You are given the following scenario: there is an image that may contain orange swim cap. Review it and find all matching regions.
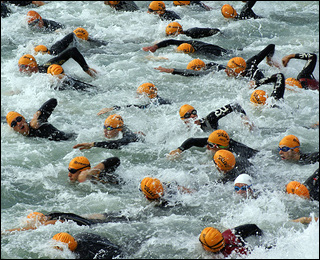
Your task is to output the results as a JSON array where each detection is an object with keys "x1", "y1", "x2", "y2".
[
  {"x1": 137, "y1": 83, "x2": 158, "y2": 99},
  {"x1": 26, "y1": 10, "x2": 42, "y2": 24},
  {"x1": 173, "y1": 1, "x2": 191, "y2": 6},
  {"x1": 166, "y1": 22, "x2": 183, "y2": 36},
  {"x1": 106, "y1": 1, "x2": 120, "y2": 5},
  {"x1": 207, "y1": 130, "x2": 230, "y2": 147},
  {"x1": 148, "y1": 1, "x2": 166, "y2": 12},
  {"x1": 34, "y1": 45, "x2": 49, "y2": 54},
  {"x1": 227, "y1": 57, "x2": 246, "y2": 74},
  {"x1": 177, "y1": 43, "x2": 195, "y2": 53},
  {"x1": 73, "y1": 27, "x2": 89, "y2": 41},
  {"x1": 68, "y1": 156, "x2": 91, "y2": 171},
  {"x1": 140, "y1": 177, "x2": 164, "y2": 200},
  {"x1": 47, "y1": 64, "x2": 64, "y2": 75},
  {"x1": 285, "y1": 78, "x2": 302, "y2": 89},
  {"x1": 179, "y1": 104, "x2": 195, "y2": 119},
  {"x1": 104, "y1": 114, "x2": 124, "y2": 130},
  {"x1": 279, "y1": 135, "x2": 300, "y2": 152},
  {"x1": 186, "y1": 59, "x2": 205, "y2": 71},
  {"x1": 250, "y1": 89, "x2": 268, "y2": 105},
  {"x1": 213, "y1": 150, "x2": 236, "y2": 172},
  {"x1": 18, "y1": 54, "x2": 37, "y2": 68},
  {"x1": 199, "y1": 227, "x2": 225, "y2": 253},
  {"x1": 26, "y1": 212, "x2": 46, "y2": 223},
  {"x1": 52, "y1": 232, "x2": 78, "y2": 252},
  {"x1": 286, "y1": 181, "x2": 310, "y2": 199},
  {"x1": 6, "y1": 111, "x2": 25, "y2": 127},
  {"x1": 221, "y1": 4, "x2": 238, "y2": 18}
]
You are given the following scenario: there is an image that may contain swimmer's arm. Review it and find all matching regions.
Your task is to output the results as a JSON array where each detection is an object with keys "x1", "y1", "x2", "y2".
[
  {"x1": 282, "y1": 54, "x2": 295, "y2": 67},
  {"x1": 78, "y1": 169, "x2": 101, "y2": 183},
  {"x1": 291, "y1": 217, "x2": 318, "y2": 224},
  {"x1": 1, "y1": 220, "x2": 58, "y2": 234},
  {"x1": 73, "y1": 142, "x2": 94, "y2": 150}
]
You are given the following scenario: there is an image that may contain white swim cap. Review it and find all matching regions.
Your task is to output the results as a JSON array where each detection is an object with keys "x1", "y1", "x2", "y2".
[{"x1": 234, "y1": 174, "x2": 252, "y2": 186}]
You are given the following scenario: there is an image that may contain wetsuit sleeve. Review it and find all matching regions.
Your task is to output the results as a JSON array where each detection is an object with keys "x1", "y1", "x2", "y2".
[
  {"x1": 184, "y1": 27, "x2": 220, "y2": 39},
  {"x1": 42, "y1": 19, "x2": 65, "y2": 32},
  {"x1": 303, "y1": 168, "x2": 319, "y2": 201},
  {"x1": 255, "y1": 73, "x2": 285, "y2": 100},
  {"x1": 101, "y1": 157, "x2": 121, "y2": 173},
  {"x1": 46, "y1": 212, "x2": 93, "y2": 226},
  {"x1": 160, "y1": 10, "x2": 181, "y2": 21},
  {"x1": 172, "y1": 68, "x2": 212, "y2": 77},
  {"x1": 239, "y1": 1, "x2": 261, "y2": 19},
  {"x1": 61, "y1": 75, "x2": 96, "y2": 91},
  {"x1": 114, "y1": 104, "x2": 151, "y2": 109},
  {"x1": 49, "y1": 32, "x2": 74, "y2": 55},
  {"x1": 246, "y1": 44, "x2": 275, "y2": 69},
  {"x1": 37, "y1": 98, "x2": 57, "y2": 123},
  {"x1": 87, "y1": 37, "x2": 109, "y2": 46},
  {"x1": 156, "y1": 96, "x2": 172, "y2": 105},
  {"x1": 44, "y1": 47, "x2": 90, "y2": 72},
  {"x1": 205, "y1": 62, "x2": 226, "y2": 71},
  {"x1": 233, "y1": 224, "x2": 263, "y2": 240},
  {"x1": 178, "y1": 137, "x2": 208, "y2": 151},
  {"x1": 156, "y1": 39, "x2": 187, "y2": 49},
  {"x1": 295, "y1": 53, "x2": 317, "y2": 80}
]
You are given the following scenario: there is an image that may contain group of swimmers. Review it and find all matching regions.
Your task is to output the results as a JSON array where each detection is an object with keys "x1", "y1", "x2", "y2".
[{"x1": 2, "y1": 1, "x2": 319, "y2": 258}]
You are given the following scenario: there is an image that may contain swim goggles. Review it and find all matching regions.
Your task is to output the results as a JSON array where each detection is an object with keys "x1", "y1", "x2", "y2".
[
  {"x1": 10, "y1": 116, "x2": 23, "y2": 128},
  {"x1": 278, "y1": 146, "x2": 299, "y2": 152},
  {"x1": 234, "y1": 184, "x2": 252, "y2": 191},
  {"x1": 68, "y1": 165, "x2": 90, "y2": 174},
  {"x1": 104, "y1": 125, "x2": 121, "y2": 131},
  {"x1": 207, "y1": 142, "x2": 228, "y2": 149},
  {"x1": 181, "y1": 109, "x2": 197, "y2": 119}
]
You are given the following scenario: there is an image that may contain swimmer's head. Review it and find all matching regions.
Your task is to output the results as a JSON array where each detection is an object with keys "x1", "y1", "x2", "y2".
[
  {"x1": 226, "y1": 57, "x2": 246, "y2": 76},
  {"x1": 148, "y1": 1, "x2": 166, "y2": 14},
  {"x1": 286, "y1": 181, "x2": 310, "y2": 199},
  {"x1": 177, "y1": 43, "x2": 195, "y2": 53},
  {"x1": 207, "y1": 130, "x2": 230, "y2": 147},
  {"x1": 140, "y1": 177, "x2": 164, "y2": 200},
  {"x1": 186, "y1": 59, "x2": 206, "y2": 71},
  {"x1": 34, "y1": 45, "x2": 50, "y2": 54},
  {"x1": 47, "y1": 64, "x2": 65, "y2": 76},
  {"x1": 137, "y1": 83, "x2": 158, "y2": 99},
  {"x1": 6, "y1": 111, "x2": 25, "y2": 127},
  {"x1": 73, "y1": 27, "x2": 89, "y2": 41},
  {"x1": 213, "y1": 150, "x2": 236, "y2": 173},
  {"x1": 27, "y1": 10, "x2": 43, "y2": 28},
  {"x1": 166, "y1": 22, "x2": 183, "y2": 36},
  {"x1": 250, "y1": 89, "x2": 268, "y2": 105},
  {"x1": 18, "y1": 54, "x2": 38, "y2": 73},
  {"x1": 279, "y1": 135, "x2": 300, "y2": 153},
  {"x1": 221, "y1": 4, "x2": 237, "y2": 18},
  {"x1": 52, "y1": 232, "x2": 78, "y2": 252},
  {"x1": 69, "y1": 156, "x2": 91, "y2": 172},
  {"x1": 199, "y1": 227, "x2": 225, "y2": 253}
]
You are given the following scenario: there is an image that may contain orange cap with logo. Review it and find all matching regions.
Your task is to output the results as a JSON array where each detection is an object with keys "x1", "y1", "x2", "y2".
[
  {"x1": 173, "y1": 1, "x2": 191, "y2": 5},
  {"x1": 208, "y1": 130, "x2": 230, "y2": 147},
  {"x1": 18, "y1": 54, "x2": 37, "y2": 68},
  {"x1": 177, "y1": 43, "x2": 195, "y2": 53},
  {"x1": 227, "y1": 57, "x2": 246, "y2": 74},
  {"x1": 250, "y1": 89, "x2": 268, "y2": 105},
  {"x1": 73, "y1": 27, "x2": 89, "y2": 41},
  {"x1": 286, "y1": 181, "x2": 310, "y2": 199},
  {"x1": 140, "y1": 177, "x2": 164, "y2": 200},
  {"x1": 186, "y1": 59, "x2": 205, "y2": 71},
  {"x1": 213, "y1": 150, "x2": 236, "y2": 172},
  {"x1": 47, "y1": 64, "x2": 64, "y2": 75},
  {"x1": 279, "y1": 135, "x2": 300, "y2": 152},
  {"x1": 137, "y1": 83, "x2": 158, "y2": 99},
  {"x1": 221, "y1": 4, "x2": 238, "y2": 18},
  {"x1": 6, "y1": 111, "x2": 25, "y2": 127},
  {"x1": 52, "y1": 232, "x2": 78, "y2": 251},
  {"x1": 34, "y1": 45, "x2": 49, "y2": 54},
  {"x1": 68, "y1": 156, "x2": 91, "y2": 171},
  {"x1": 26, "y1": 10, "x2": 42, "y2": 24},
  {"x1": 199, "y1": 227, "x2": 225, "y2": 252},
  {"x1": 179, "y1": 104, "x2": 195, "y2": 119},
  {"x1": 149, "y1": 1, "x2": 166, "y2": 12},
  {"x1": 104, "y1": 114, "x2": 124, "y2": 130},
  {"x1": 166, "y1": 22, "x2": 183, "y2": 36}
]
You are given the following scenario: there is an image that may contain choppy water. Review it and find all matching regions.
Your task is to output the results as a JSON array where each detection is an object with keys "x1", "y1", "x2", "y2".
[{"x1": 1, "y1": 1, "x2": 319, "y2": 259}]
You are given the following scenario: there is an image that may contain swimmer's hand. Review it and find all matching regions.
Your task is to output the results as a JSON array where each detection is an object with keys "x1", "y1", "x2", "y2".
[
  {"x1": 154, "y1": 66, "x2": 174, "y2": 74},
  {"x1": 73, "y1": 142, "x2": 94, "y2": 150},
  {"x1": 86, "y1": 68, "x2": 98, "y2": 78},
  {"x1": 166, "y1": 148, "x2": 183, "y2": 160},
  {"x1": 241, "y1": 115, "x2": 255, "y2": 131},
  {"x1": 248, "y1": 80, "x2": 256, "y2": 89},
  {"x1": 97, "y1": 107, "x2": 114, "y2": 115},
  {"x1": 142, "y1": 45, "x2": 158, "y2": 52},
  {"x1": 145, "y1": 55, "x2": 169, "y2": 61},
  {"x1": 281, "y1": 54, "x2": 295, "y2": 67}
]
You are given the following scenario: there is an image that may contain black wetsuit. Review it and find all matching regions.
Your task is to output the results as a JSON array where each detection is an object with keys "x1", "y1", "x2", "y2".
[
  {"x1": 218, "y1": 156, "x2": 253, "y2": 184},
  {"x1": 159, "y1": 10, "x2": 181, "y2": 21},
  {"x1": 254, "y1": 73, "x2": 286, "y2": 107},
  {"x1": 110, "y1": 1, "x2": 139, "y2": 11},
  {"x1": 298, "y1": 152, "x2": 319, "y2": 165},
  {"x1": 73, "y1": 233, "x2": 122, "y2": 259},
  {"x1": 303, "y1": 168, "x2": 319, "y2": 201},
  {"x1": 177, "y1": 137, "x2": 259, "y2": 159},
  {"x1": 1, "y1": 2, "x2": 11, "y2": 18},
  {"x1": 182, "y1": 27, "x2": 220, "y2": 39},
  {"x1": 52, "y1": 75, "x2": 96, "y2": 91},
  {"x1": 27, "y1": 98, "x2": 75, "y2": 141},
  {"x1": 112, "y1": 96, "x2": 171, "y2": 110},
  {"x1": 2, "y1": 1, "x2": 35, "y2": 17},
  {"x1": 93, "y1": 126, "x2": 141, "y2": 149},
  {"x1": 49, "y1": 32, "x2": 108, "y2": 56},
  {"x1": 38, "y1": 47, "x2": 90, "y2": 74},
  {"x1": 196, "y1": 103, "x2": 248, "y2": 132},
  {"x1": 92, "y1": 157, "x2": 122, "y2": 184},
  {"x1": 155, "y1": 39, "x2": 230, "y2": 57},
  {"x1": 294, "y1": 53, "x2": 319, "y2": 90},
  {"x1": 237, "y1": 1, "x2": 262, "y2": 20}
]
